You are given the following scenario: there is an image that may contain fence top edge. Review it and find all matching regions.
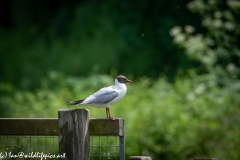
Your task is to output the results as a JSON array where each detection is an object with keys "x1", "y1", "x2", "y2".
[
  {"x1": 0, "y1": 118, "x2": 124, "y2": 122},
  {"x1": 90, "y1": 118, "x2": 123, "y2": 121},
  {"x1": 0, "y1": 118, "x2": 58, "y2": 120},
  {"x1": 0, "y1": 118, "x2": 123, "y2": 120}
]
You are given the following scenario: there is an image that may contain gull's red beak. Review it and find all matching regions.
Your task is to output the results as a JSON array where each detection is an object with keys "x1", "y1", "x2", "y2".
[{"x1": 126, "y1": 79, "x2": 133, "y2": 83}]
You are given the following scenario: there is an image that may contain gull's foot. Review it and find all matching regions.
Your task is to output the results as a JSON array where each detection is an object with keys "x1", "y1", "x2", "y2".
[{"x1": 109, "y1": 117, "x2": 116, "y2": 121}]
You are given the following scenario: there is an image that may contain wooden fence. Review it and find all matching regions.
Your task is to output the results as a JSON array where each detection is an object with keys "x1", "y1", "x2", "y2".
[{"x1": 0, "y1": 109, "x2": 125, "y2": 160}]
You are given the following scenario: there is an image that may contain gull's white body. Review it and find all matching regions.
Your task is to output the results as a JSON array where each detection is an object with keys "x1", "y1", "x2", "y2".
[{"x1": 78, "y1": 79, "x2": 127, "y2": 108}]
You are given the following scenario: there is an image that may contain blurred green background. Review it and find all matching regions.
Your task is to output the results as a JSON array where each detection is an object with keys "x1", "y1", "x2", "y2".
[{"x1": 0, "y1": 0, "x2": 240, "y2": 159}]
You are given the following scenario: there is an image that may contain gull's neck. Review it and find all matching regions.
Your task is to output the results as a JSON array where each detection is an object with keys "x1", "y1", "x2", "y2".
[{"x1": 114, "y1": 79, "x2": 126, "y2": 90}]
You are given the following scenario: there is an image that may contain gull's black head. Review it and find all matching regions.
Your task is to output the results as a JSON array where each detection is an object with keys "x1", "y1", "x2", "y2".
[{"x1": 116, "y1": 75, "x2": 133, "y2": 84}]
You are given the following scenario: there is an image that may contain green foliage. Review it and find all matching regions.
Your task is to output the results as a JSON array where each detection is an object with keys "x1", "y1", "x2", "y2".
[
  {"x1": 0, "y1": 73, "x2": 114, "y2": 118},
  {"x1": 0, "y1": 0, "x2": 198, "y2": 88},
  {"x1": 170, "y1": 0, "x2": 240, "y2": 81},
  {"x1": 167, "y1": 0, "x2": 240, "y2": 159},
  {"x1": 1, "y1": 73, "x2": 240, "y2": 159}
]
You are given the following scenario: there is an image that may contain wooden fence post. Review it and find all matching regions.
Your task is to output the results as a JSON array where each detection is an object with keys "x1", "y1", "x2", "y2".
[{"x1": 58, "y1": 109, "x2": 90, "y2": 160}]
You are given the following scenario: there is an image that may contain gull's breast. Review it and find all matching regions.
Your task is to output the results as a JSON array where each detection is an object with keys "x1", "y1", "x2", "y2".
[{"x1": 108, "y1": 86, "x2": 127, "y2": 105}]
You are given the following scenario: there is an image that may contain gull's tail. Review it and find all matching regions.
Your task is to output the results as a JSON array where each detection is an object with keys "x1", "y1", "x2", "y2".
[{"x1": 67, "y1": 99, "x2": 85, "y2": 106}]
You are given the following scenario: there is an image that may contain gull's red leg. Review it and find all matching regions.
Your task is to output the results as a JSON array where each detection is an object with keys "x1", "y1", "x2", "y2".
[
  {"x1": 106, "y1": 107, "x2": 109, "y2": 118},
  {"x1": 107, "y1": 107, "x2": 116, "y2": 121}
]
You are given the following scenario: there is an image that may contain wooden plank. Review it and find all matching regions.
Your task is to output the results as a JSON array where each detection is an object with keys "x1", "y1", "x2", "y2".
[
  {"x1": 0, "y1": 118, "x2": 124, "y2": 136},
  {"x1": 0, "y1": 118, "x2": 58, "y2": 136},
  {"x1": 90, "y1": 118, "x2": 124, "y2": 136},
  {"x1": 58, "y1": 109, "x2": 90, "y2": 160}
]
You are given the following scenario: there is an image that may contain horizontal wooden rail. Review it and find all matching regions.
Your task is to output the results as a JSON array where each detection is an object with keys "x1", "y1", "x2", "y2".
[
  {"x1": 0, "y1": 118, "x2": 58, "y2": 136},
  {"x1": 90, "y1": 118, "x2": 124, "y2": 136},
  {"x1": 0, "y1": 118, "x2": 124, "y2": 136}
]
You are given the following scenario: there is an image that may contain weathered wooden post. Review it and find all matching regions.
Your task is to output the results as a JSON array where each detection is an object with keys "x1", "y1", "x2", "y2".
[{"x1": 58, "y1": 109, "x2": 90, "y2": 160}]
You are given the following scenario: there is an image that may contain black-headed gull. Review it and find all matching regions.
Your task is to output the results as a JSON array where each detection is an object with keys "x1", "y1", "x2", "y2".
[{"x1": 67, "y1": 75, "x2": 133, "y2": 120}]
